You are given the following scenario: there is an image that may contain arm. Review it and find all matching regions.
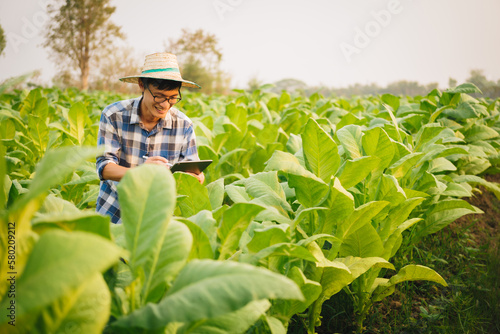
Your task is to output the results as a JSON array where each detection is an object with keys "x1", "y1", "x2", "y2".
[
  {"x1": 96, "y1": 110, "x2": 124, "y2": 181},
  {"x1": 102, "y1": 156, "x2": 173, "y2": 182},
  {"x1": 101, "y1": 163, "x2": 129, "y2": 182}
]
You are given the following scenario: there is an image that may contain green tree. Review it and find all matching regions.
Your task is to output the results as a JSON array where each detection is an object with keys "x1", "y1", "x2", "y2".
[
  {"x1": 167, "y1": 28, "x2": 231, "y2": 94},
  {"x1": 0, "y1": 23, "x2": 6, "y2": 56},
  {"x1": 467, "y1": 69, "x2": 500, "y2": 98},
  {"x1": 90, "y1": 45, "x2": 141, "y2": 94},
  {"x1": 43, "y1": 0, "x2": 124, "y2": 90}
]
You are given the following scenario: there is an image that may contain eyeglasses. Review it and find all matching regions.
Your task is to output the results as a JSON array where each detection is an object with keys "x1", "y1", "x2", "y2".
[{"x1": 147, "y1": 86, "x2": 182, "y2": 105}]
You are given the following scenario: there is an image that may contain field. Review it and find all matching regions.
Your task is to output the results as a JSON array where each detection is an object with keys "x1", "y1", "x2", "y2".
[{"x1": 0, "y1": 82, "x2": 499, "y2": 333}]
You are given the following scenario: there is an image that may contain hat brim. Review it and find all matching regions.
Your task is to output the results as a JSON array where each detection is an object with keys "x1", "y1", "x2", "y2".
[{"x1": 119, "y1": 74, "x2": 201, "y2": 89}]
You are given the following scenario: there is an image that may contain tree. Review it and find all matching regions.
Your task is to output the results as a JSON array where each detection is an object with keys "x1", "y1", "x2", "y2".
[
  {"x1": 167, "y1": 29, "x2": 231, "y2": 94},
  {"x1": 466, "y1": 69, "x2": 500, "y2": 98},
  {"x1": 247, "y1": 75, "x2": 263, "y2": 92},
  {"x1": 0, "y1": 23, "x2": 6, "y2": 56},
  {"x1": 90, "y1": 45, "x2": 141, "y2": 94},
  {"x1": 43, "y1": 0, "x2": 124, "y2": 90}
]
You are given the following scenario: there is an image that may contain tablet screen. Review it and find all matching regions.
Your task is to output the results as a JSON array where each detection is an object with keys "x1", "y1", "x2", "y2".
[{"x1": 169, "y1": 160, "x2": 213, "y2": 174}]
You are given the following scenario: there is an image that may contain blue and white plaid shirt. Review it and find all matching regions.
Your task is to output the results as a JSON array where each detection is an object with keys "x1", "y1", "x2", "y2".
[{"x1": 96, "y1": 97, "x2": 199, "y2": 224}]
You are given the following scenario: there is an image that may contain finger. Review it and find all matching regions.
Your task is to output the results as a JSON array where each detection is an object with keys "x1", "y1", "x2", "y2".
[
  {"x1": 150, "y1": 156, "x2": 169, "y2": 164},
  {"x1": 144, "y1": 159, "x2": 170, "y2": 167}
]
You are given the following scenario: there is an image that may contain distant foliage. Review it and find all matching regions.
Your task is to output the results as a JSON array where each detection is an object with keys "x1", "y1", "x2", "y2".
[
  {"x1": 465, "y1": 69, "x2": 500, "y2": 99},
  {"x1": 0, "y1": 23, "x2": 6, "y2": 56},
  {"x1": 167, "y1": 28, "x2": 231, "y2": 94},
  {"x1": 43, "y1": 0, "x2": 124, "y2": 90},
  {"x1": 89, "y1": 45, "x2": 141, "y2": 94}
]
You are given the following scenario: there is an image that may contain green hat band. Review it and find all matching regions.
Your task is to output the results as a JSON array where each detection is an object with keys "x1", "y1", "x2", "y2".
[{"x1": 142, "y1": 68, "x2": 180, "y2": 74}]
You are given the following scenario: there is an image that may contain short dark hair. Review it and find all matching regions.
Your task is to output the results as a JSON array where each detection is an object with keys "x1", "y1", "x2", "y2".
[{"x1": 141, "y1": 78, "x2": 182, "y2": 91}]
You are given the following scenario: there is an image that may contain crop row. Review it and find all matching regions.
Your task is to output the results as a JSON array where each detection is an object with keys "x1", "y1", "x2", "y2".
[{"x1": 0, "y1": 83, "x2": 499, "y2": 333}]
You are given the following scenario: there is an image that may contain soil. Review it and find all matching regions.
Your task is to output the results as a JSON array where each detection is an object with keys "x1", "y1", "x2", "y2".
[
  {"x1": 452, "y1": 173, "x2": 500, "y2": 246},
  {"x1": 364, "y1": 174, "x2": 500, "y2": 334},
  {"x1": 313, "y1": 174, "x2": 500, "y2": 334}
]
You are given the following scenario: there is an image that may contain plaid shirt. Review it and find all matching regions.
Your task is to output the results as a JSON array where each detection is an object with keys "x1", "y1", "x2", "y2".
[{"x1": 96, "y1": 97, "x2": 198, "y2": 224}]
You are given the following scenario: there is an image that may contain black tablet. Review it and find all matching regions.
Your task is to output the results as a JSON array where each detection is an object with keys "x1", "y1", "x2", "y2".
[{"x1": 169, "y1": 160, "x2": 213, "y2": 174}]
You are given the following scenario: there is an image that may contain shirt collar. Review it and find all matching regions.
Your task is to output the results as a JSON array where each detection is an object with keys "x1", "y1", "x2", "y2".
[
  {"x1": 129, "y1": 97, "x2": 142, "y2": 125},
  {"x1": 129, "y1": 97, "x2": 177, "y2": 130}
]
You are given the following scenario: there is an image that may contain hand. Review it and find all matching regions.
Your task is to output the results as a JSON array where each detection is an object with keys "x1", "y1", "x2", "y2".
[
  {"x1": 144, "y1": 156, "x2": 170, "y2": 166},
  {"x1": 186, "y1": 171, "x2": 205, "y2": 184}
]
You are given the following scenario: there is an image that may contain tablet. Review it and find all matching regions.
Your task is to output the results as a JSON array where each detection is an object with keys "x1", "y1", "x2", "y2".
[{"x1": 169, "y1": 160, "x2": 212, "y2": 174}]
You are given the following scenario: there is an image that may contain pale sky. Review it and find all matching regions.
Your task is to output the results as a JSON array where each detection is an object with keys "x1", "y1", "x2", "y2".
[{"x1": 1, "y1": 0, "x2": 499, "y2": 89}]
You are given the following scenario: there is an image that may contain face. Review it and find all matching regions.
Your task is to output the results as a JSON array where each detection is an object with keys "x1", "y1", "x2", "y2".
[{"x1": 139, "y1": 81, "x2": 180, "y2": 122}]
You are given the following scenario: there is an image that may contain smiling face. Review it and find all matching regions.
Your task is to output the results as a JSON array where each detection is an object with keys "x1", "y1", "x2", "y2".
[{"x1": 138, "y1": 79, "x2": 181, "y2": 123}]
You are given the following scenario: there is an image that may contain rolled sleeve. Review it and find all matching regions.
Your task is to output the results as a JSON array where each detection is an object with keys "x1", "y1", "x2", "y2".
[{"x1": 96, "y1": 111, "x2": 121, "y2": 180}]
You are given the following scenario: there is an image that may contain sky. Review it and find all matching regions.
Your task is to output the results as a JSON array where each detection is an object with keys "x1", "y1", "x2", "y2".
[{"x1": 0, "y1": 0, "x2": 499, "y2": 89}]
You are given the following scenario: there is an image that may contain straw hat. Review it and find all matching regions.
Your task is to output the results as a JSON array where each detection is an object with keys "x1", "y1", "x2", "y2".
[{"x1": 120, "y1": 52, "x2": 200, "y2": 89}]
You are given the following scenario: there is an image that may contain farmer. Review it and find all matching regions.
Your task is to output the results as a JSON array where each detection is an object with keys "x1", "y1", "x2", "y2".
[{"x1": 96, "y1": 52, "x2": 204, "y2": 224}]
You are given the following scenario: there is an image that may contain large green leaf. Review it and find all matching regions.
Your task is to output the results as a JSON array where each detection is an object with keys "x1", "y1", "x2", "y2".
[
  {"x1": 118, "y1": 164, "x2": 176, "y2": 278},
  {"x1": 2, "y1": 273, "x2": 111, "y2": 334},
  {"x1": 32, "y1": 211, "x2": 111, "y2": 239},
  {"x1": 428, "y1": 157, "x2": 457, "y2": 173},
  {"x1": 377, "y1": 197, "x2": 424, "y2": 241},
  {"x1": 174, "y1": 172, "x2": 211, "y2": 217},
  {"x1": 339, "y1": 223, "x2": 384, "y2": 257},
  {"x1": 301, "y1": 118, "x2": 340, "y2": 182},
  {"x1": 337, "y1": 201, "x2": 390, "y2": 240},
  {"x1": 338, "y1": 156, "x2": 380, "y2": 189},
  {"x1": 381, "y1": 94, "x2": 400, "y2": 112},
  {"x1": 37, "y1": 273, "x2": 110, "y2": 334},
  {"x1": 362, "y1": 126, "x2": 395, "y2": 171},
  {"x1": 218, "y1": 203, "x2": 265, "y2": 260},
  {"x1": 334, "y1": 256, "x2": 394, "y2": 281},
  {"x1": 336, "y1": 124, "x2": 363, "y2": 159},
  {"x1": 246, "y1": 224, "x2": 289, "y2": 253},
  {"x1": 19, "y1": 89, "x2": 43, "y2": 119},
  {"x1": 246, "y1": 242, "x2": 318, "y2": 264},
  {"x1": 143, "y1": 220, "x2": 193, "y2": 303},
  {"x1": 463, "y1": 124, "x2": 499, "y2": 142},
  {"x1": 264, "y1": 150, "x2": 323, "y2": 182},
  {"x1": 225, "y1": 103, "x2": 248, "y2": 134},
  {"x1": 112, "y1": 260, "x2": 303, "y2": 329},
  {"x1": 225, "y1": 184, "x2": 252, "y2": 203},
  {"x1": 68, "y1": 102, "x2": 86, "y2": 144},
  {"x1": 367, "y1": 173, "x2": 406, "y2": 204},
  {"x1": 309, "y1": 245, "x2": 353, "y2": 327},
  {"x1": 9, "y1": 146, "x2": 102, "y2": 213},
  {"x1": 287, "y1": 173, "x2": 328, "y2": 208},
  {"x1": 179, "y1": 300, "x2": 271, "y2": 334},
  {"x1": 206, "y1": 178, "x2": 224, "y2": 210},
  {"x1": 318, "y1": 178, "x2": 355, "y2": 237},
  {"x1": 371, "y1": 265, "x2": 447, "y2": 302},
  {"x1": 452, "y1": 174, "x2": 500, "y2": 199},
  {"x1": 272, "y1": 266, "x2": 322, "y2": 318},
  {"x1": 31, "y1": 194, "x2": 111, "y2": 239},
  {"x1": 388, "y1": 152, "x2": 424, "y2": 179},
  {"x1": 238, "y1": 171, "x2": 292, "y2": 214},
  {"x1": 28, "y1": 115, "x2": 49, "y2": 154},
  {"x1": 413, "y1": 124, "x2": 445, "y2": 151},
  {"x1": 445, "y1": 82, "x2": 482, "y2": 94},
  {"x1": 382, "y1": 218, "x2": 422, "y2": 260},
  {"x1": 412, "y1": 199, "x2": 482, "y2": 242},
  {"x1": 176, "y1": 218, "x2": 214, "y2": 260},
  {"x1": 0, "y1": 230, "x2": 121, "y2": 320}
]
